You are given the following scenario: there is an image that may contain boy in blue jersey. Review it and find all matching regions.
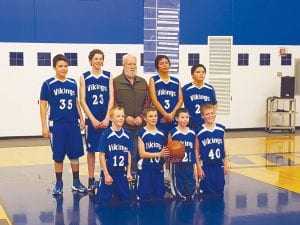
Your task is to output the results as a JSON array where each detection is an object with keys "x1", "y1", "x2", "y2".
[
  {"x1": 136, "y1": 107, "x2": 169, "y2": 201},
  {"x1": 79, "y1": 49, "x2": 114, "y2": 194},
  {"x1": 39, "y1": 54, "x2": 87, "y2": 196},
  {"x1": 96, "y1": 106, "x2": 133, "y2": 202},
  {"x1": 196, "y1": 104, "x2": 228, "y2": 199},
  {"x1": 149, "y1": 55, "x2": 184, "y2": 190},
  {"x1": 182, "y1": 64, "x2": 217, "y2": 129},
  {"x1": 168, "y1": 108, "x2": 198, "y2": 200},
  {"x1": 149, "y1": 55, "x2": 183, "y2": 134}
]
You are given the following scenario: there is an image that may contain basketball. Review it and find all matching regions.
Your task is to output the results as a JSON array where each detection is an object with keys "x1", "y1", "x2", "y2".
[{"x1": 167, "y1": 140, "x2": 185, "y2": 162}]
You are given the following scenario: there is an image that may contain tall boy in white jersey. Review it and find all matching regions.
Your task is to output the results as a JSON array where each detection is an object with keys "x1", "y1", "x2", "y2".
[
  {"x1": 136, "y1": 107, "x2": 169, "y2": 201},
  {"x1": 168, "y1": 108, "x2": 198, "y2": 200},
  {"x1": 196, "y1": 104, "x2": 228, "y2": 199},
  {"x1": 40, "y1": 54, "x2": 87, "y2": 196},
  {"x1": 182, "y1": 64, "x2": 217, "y2": 129},
  {"x1": 80, "y1": 49, "x2": 114, "y2": 194},
  {"x1": 96, "y1": 106, "x2": 133, "y2": 202}
]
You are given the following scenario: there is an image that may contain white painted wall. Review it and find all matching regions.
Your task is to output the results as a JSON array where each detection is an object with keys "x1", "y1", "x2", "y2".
[{"x1": 0, "y1": 42, "x2": 299, "y2": 137}]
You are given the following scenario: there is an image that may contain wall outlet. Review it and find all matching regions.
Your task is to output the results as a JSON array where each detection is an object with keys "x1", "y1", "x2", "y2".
[{"x1": 277, "y1": 72, "x2": 282, "y2": 77}]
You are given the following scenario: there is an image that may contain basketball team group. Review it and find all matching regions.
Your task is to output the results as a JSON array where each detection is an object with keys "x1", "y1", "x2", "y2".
[{"x1": 39, "y1": 49, "x2": 229, "y2": 203}]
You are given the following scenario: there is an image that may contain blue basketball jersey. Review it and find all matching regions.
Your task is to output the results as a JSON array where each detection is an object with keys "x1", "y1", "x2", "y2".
[
  {"x1": 136, "y1": 127, "x2": 167, "y2": 169},
  {"x1": 83, "y1": 70, "x2": 111, "y2": 122},
  {"x1": 98, "y1": 128, "x2": 132, "y2": 168},
  {"x1": 40, "y1": 77, "x2": 79, "y2": 122},
  {"x1": 196, "y1": 123, "x2": 225, "y2": 164},
  {"x1": 151, "y1": 74, "x2": 180, "y2": 120},
  {"x1": 169, "y1": 127, "x2": 196, "y2": 163},
  {"x1": 182, "y1": 82, "x2": 217, "y2": 126}
]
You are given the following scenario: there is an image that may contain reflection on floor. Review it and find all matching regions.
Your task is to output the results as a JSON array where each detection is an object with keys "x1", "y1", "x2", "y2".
[{"x1": 0, "y1": 135, "x2": 300, "y2": 225}]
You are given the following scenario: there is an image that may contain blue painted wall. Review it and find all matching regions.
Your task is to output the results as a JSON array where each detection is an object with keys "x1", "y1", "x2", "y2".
[{"x1": 0, "y1": 0, "x2": 299, "y2": 44}]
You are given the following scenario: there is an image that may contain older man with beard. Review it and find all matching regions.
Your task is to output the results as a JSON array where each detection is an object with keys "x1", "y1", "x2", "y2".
[{"x1": 113, "y1": 54, "x2": 151, "y2": 174}]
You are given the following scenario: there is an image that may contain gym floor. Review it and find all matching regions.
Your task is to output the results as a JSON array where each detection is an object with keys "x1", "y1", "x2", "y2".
[{"x1": 0, "y1": 130, "x2": 300, "y2": 225}]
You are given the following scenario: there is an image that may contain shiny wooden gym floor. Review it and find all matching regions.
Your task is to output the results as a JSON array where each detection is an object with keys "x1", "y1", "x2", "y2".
[{"x1": 1, "y1": 130, "x2": 300, "y2": 225}]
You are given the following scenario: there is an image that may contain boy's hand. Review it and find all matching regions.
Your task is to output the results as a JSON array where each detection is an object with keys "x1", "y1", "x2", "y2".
[
  {"x1": 79, "y1": 119, "x2": 85, "y2": 130},
  {"x1": 91, "y1": 118, "x2": 101, "y2": 129},
  {"x1": 223, "y1": 162, "x2": 229, "y2": 175},
  {"x1": 127, "y1": 173, "x2": 133, "y2": 182},
  {"x1": 160, "y1": 146, "x2": 170, "y2": 158},
  {"x1": 193, "y1": 166, "x2": 198, "y2": 180},
  {"x1": 100, "y1": 117, "x2": 110, "y2": 128},
  {"x1": 104, "y1": 174, "x2": 113, "y2": 185},
  {"x1": 42, "y1": 127, "x2": 50, "y2": 138},
  {"x1": 197, "y1": 166, "x2": 205, "y2": 179}
]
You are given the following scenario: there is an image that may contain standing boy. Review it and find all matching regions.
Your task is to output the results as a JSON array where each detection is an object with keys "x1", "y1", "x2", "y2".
[
  {"x1": 40, "y1": 54, "x2": 87, "y2": 196},
  {"x1": 196, "y1": 104, "x2": 228, "y2": 199},
  {"x1": 96, "y1": 106, "x2": 133, "y2": 202},
  {"x1": 168, "y1": 108, "x2": 198, "y2": 200},
  {"x1": 136, "y1": 107, "x2": 169, "y2": 201},
  {"x1": 182, "y1": 64, "x2": 217, "y2": 129},
  {"x1": 79, "y1": 49, "x2": 114, "y2": 194}
]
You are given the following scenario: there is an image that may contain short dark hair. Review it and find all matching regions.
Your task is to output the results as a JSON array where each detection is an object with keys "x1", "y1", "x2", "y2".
[
  {"x1": 88, "y1": 49, "x2": 104, "y2": 61},
  {"x1": 191, "y1": 64, "x2": 206, "y2": 74},
  {"x1": 154, "y1": 55, "x2": 171, "y2": 71},
  {"x1": 53, "y1": 54, "x2": 68, "y2": 67},
  {"x1": 142, "y1": 107, "x2": 157, "y2": 117},
  {"x1": 175, "y1": 108, "x2": 189, "y2": 118}
]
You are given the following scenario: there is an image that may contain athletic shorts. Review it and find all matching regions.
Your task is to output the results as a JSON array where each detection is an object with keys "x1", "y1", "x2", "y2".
[
  {"x1": 200, "y1": 164, "x2": 225, "y2": 197},
  {"x1": 170, "y1": 163, "x2": 195, "y2": 199},
  {"x1": 85, "y1": 124, "x2": 105, "y2": 152},
  {"x1": 136, "y1": 167, "x2": 165, "y2": 201},
  {"x1": 49, "y1": 121, "x2": 84, "y2": 161},
  {"x1": 96, "y1": 169, "x2": 131, "y2": 202}
]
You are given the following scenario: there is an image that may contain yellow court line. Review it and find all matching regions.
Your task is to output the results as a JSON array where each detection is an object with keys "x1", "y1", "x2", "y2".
[
  {"x1": 0, "y1": 200, "x2": 12, "y2": 225},
  {"x1": 231, "y1": 166, "x2": 300, "y2": 194}
]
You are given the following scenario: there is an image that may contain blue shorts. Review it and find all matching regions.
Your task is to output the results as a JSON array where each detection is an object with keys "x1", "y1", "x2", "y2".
[
  {"x1": 170, "y1": 163, "x2": 195, "y2": 199},
  {"x1": 156, "y1": 120, "x2": 177, "y2": 134},
  {"x1": 49, "y1": 121, "x2": 84, "y2": 161},
  {"x1": 96, "y1": 169, "x2": 131, "y2": 202},
  {"x1": 200, "y1": 164, "x2": 225, "y2": 198},
  {"x1": 85, "y1": 123, "x2": 105, "y2": 152},
  {"x1": 136, "y1": 167, "x2": 165, "y2": 201}
]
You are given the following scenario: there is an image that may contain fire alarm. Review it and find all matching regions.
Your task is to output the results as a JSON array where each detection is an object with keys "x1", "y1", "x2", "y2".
[{"x1": 279, "y1": 48, "x2": 287, "y2": 56}]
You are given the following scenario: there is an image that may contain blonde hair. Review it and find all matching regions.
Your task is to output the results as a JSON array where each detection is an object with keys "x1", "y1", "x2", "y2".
[
  {"x1": 200, "y1": 103, "x2": 215, "y2": 115},
  {"x1": 109, "y1": 106, "x2": 124, "y2": 118}
]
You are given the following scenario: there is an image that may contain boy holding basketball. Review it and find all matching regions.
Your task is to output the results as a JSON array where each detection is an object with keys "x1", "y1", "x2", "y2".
[
  {"x1": 96, "y1": 106, "x2": 133, "y2": 202},
  {"x1": 136, "y1": 107, "x2": 169, "y2": 201},
  {"x1": 168, "y1": 108, "x2": 198, "y2": 200},
  {"x1": 196, "y1": 104, "x2": 228, "y2": 199}
]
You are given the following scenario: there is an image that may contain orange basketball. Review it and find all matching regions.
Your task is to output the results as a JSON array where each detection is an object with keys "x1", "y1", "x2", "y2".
[{"x1": 167, "y1": 140, "x2": 185, "y2": 163}]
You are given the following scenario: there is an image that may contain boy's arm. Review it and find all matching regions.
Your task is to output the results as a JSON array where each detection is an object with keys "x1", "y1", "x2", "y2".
[
  {"x1": 138, "y1": 136, "x2": 168, "y2": 158},
  {"x1": 194, "y1": 137, "x2": 204, "y2": 179},
  {"x1": 170, "y1": 83, "x2": 184, "y2": 118},
  {"x1": 79, "y1": 75, "x2": 100, "y2": 128},
  {"x1": 223, "y1": 138, "x2": 229, "y2": 175},
  {"x1": 40, "y1": 100, "x2": 49, "y2": 138},
  {"x1": 99, "y1": 152, "x2": 113, "y2": 185},
  {"x1": 223, "y1": 156, "x2": 229, "y2": 175},
  {"x1": 101, "y1": 75, "x2": 114, "y2": 128},
  {"x1": 76, "y1": 98, "x2": 85, "y2": 130},
  {"x1": 127, "y1": 151, "x2": 133, "y2": 182}
]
